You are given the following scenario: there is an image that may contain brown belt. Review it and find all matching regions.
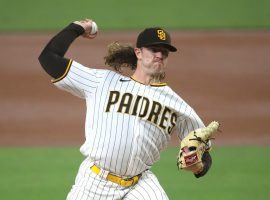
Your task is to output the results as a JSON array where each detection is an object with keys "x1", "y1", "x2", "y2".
[{"x1": 90, "y1": 164, "x2": 141, "y2": 187}]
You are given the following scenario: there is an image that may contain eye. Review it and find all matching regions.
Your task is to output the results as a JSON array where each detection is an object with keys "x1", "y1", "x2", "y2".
[
  {"x1": 148, "y1": 47, "x2": 169, "y2": 57},
  {"x1": 162, "y1": 50, "x2": 169, "y2": 57},
  {"x1": 147, "y1": 47, "x2": 158, "y2": 52}
]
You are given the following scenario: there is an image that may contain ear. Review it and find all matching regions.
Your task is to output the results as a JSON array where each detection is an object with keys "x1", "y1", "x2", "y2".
[{"x1": 134, "y1": 48, "x2": 142, "y2": 59}]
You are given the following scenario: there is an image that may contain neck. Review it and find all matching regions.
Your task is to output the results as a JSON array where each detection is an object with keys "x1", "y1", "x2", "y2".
[
  {"x1": 132, "y1": 69, "x2": 164, "y2": 85},
  {"x1": 132, "y1": 70, "x2": 152, "y2": 85}
]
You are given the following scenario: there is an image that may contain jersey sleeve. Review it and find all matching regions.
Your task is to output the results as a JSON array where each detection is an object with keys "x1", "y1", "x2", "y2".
[
  {"x1": 53, "y1": 60, "x2": 108, "y2": 99},
  {"x1": 175, "y1": 102, "x2": 205, "y2": 140},
  {"x1": 38, "y1": 23, "x2": 85, "y2": 79}
]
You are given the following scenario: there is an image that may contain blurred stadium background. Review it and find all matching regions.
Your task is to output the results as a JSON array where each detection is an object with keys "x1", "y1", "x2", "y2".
[{"x1": 0, "y1": 0, "x2": 269, "y2": 199}]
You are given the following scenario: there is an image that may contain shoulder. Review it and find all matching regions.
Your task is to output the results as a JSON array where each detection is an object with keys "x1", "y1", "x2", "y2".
[
  {"x1": 165, "y1": 85, "x2": 196, "y2": 112},
  {"x1": 163, "y1": 85, "x2": 183, "y2": 100},
  {"x1": 53, "y1": 60, "x2": 119, "y2": 84},
  {"x1": 71, "y1": 60, "x2": 119, "y2": 78}
]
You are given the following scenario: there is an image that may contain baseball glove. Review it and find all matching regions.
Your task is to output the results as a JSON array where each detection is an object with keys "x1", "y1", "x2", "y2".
[{"x1": 177, "y1": 121, "x2": 220, "y2": 176}]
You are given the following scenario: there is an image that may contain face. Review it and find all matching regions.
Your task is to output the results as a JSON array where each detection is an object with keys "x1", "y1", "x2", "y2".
[{"x1": 135, "y1": 46, "x2": 169, "y2": 77}]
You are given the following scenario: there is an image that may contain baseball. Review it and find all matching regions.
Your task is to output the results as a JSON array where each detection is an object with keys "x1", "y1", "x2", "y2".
[{"x1": 90, "y1": 21, "x2": 98, "y2": 35}]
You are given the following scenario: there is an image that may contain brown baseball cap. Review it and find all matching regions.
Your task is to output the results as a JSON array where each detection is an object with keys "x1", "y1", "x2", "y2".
[{"x1": 136, "y1": 27, "x2": 177, "y2": 52}]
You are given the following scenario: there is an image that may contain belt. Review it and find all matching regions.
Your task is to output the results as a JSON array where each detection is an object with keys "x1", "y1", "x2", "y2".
[{"x1": 90, "y1": 164, "x2": 141, "y2": 187}]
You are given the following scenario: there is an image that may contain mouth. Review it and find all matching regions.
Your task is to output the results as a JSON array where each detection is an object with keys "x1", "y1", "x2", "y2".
[
  {"x1": 154, "y1": 58, "x2": 163, "y2": 64},
  {"x1": 152, "y1": 62, "x2": 164, "y2": 72}
]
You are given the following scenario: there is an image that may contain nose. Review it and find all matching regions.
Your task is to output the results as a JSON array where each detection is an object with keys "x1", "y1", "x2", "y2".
[{"x1": 154, "y1": 51, "x2": 163, "y2": 59}]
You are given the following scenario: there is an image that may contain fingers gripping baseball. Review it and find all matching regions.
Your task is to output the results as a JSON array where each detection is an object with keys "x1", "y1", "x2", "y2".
[
  {"x1": 73, "y1": 19, "x2": 98, "y2": 39},
  {"x1": 177, "y1": 121, "x2": 220, "y2": 174}
]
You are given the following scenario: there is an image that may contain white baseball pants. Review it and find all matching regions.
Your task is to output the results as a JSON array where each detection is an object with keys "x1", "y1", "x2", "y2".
[{"x1": 66, "y1": 157, "x2": 169, "y2": 200}]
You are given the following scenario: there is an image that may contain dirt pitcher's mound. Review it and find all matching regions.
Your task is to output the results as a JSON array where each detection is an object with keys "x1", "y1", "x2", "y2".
[{"x1": 0, "y1": 30, "x2": 270, "y2": 146}]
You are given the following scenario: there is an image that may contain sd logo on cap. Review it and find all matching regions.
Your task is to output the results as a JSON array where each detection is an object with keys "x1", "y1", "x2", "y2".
[
  {"x1": 136, "y1": 27, "x2": 177, "y2": 52},
  {"x1": 157, "y1": 30, "x2": 166, "y2": 40}
]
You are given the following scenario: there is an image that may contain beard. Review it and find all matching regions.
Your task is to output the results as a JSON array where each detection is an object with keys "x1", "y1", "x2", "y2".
[
  {"x1": 150, "y1": 71, "x2": 166, "y2": 82},
  {"x1": 150, "y1": 60, "x2": 166, "y2": 82},
  {"x1": 141, "y1": 58, "x2": 167, "y2": 83}
]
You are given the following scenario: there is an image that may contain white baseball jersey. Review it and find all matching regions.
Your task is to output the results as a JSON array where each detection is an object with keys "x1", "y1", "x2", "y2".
[{"x1": 54, "y1": 60, "x2": 205, "y2": 177}]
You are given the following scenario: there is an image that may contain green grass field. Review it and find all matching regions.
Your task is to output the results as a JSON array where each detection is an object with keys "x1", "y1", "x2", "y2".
[
  {"x1": 1, "y1": 0, "x2": 270, "y2": 31},
  {"x1": 0, "y1": 147, "x2": 269, "y2": 200}
]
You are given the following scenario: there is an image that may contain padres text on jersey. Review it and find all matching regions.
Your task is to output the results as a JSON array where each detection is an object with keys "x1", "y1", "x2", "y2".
[{"x1": 105, "y1": 91, "x2": 177, "y2": 135}]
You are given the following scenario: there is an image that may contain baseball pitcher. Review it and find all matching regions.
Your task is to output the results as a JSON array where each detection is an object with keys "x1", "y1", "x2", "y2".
[{"x1": 38, "y1": 18, "x2": 219, "y2": 200}]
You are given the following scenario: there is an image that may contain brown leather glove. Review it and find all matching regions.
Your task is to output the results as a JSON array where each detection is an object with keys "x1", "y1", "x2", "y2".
[{"x1": 177, "y1": 121, "x2": 219, "y2": 176}]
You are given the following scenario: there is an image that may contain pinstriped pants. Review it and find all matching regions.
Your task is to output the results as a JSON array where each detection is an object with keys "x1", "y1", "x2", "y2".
[{"x1": 66, "y1": 158, "x2": 169, "y2": 200}]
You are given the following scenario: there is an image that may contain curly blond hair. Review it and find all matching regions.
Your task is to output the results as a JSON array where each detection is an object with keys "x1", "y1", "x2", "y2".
[{"x1": 104, "y1": 42, "x2": 137, "y2": 72}]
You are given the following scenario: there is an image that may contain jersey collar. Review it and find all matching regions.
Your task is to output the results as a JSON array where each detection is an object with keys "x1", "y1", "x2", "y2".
[{"x1": 130, "y1": 76, "x2": 167, "y2": 87}]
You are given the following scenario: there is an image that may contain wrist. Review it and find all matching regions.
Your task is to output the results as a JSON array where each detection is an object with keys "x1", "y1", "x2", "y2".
[{"x1": 69, "y1": 23, "x2": 85, "y2": 36}]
